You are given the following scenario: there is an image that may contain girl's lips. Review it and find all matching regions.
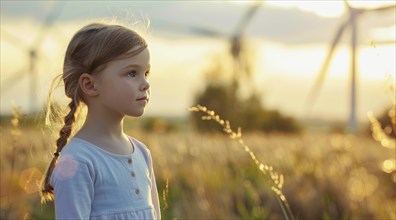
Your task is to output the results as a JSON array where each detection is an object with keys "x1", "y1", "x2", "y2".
[
  {"x1": 137, "y1": 99, "x2": 148, "y2": 105},
  {"x1": 136, "y1": 96, "x2": 148, "y2": 101},
  {"x1": 136, "y1": 97, "x2": 149, "y2": 105}
]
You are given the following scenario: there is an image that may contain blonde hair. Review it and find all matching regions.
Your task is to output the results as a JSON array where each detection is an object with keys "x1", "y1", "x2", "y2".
[{"x1": 40, "y1": 22, "x2": 148, "y2": 203}]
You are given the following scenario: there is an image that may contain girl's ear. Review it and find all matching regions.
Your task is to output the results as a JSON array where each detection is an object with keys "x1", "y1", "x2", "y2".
[{"x1": 79, "y1": 73, "x2": 99, "y2": 97}]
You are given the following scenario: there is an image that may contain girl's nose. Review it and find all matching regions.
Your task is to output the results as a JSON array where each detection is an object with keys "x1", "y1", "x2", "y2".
[{"x1": 140, "y1": 78, "x2": 150, "y2": 91}]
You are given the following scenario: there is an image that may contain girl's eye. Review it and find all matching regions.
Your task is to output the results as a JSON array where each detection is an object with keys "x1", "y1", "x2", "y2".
[
  {"x1": 127, "y1": 71, "x2": 137, "y2": 77},
  {"x1": 145, "y1": 71, "x2": 150, "y2": 78}
]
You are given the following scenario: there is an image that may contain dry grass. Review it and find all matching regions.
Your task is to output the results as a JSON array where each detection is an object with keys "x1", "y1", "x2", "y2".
[
  {"x1": 0, "y1": 107, "x2": 395, "y2": 219},
  {"x1": 188, "y1": 104, "x2": 293, "y2": 219},
  {"x1": 140, "y1": 132, "x2": 394, "y2": 219}
]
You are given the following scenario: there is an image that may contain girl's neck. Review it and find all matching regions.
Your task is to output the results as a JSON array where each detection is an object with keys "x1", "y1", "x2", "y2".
[
  {"x1": 78, "y1": 107, "x2": 126, "y2": 140},
  {"x1": 74, "y1": 107, "x2": 134, "y2": 155}
]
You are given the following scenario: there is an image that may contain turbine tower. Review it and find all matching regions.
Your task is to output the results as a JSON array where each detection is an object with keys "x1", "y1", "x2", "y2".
[{"x1": 305, "y1": 1, "x2": 396, "y2": 133}]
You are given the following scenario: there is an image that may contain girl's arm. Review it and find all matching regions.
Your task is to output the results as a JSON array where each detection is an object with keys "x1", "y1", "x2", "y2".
[
  {"x1": 148, "y1": 151, "x2": 161, "y2": 219},
  {"x1": 51, "y1": 154, "x2": 94, "y2": 219},
  {"x1": 150, "y1": 164, "x2": 161, "y2": 219}
]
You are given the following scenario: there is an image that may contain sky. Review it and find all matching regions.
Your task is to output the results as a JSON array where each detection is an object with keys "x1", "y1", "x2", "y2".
[{"x1": 1, "y1": 1, "x2": 395, "y2": 124}]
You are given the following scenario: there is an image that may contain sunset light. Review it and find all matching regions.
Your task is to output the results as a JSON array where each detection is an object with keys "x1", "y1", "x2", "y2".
[{"x1": 1, "y1": 1, "x2": 395, "y2": 220}]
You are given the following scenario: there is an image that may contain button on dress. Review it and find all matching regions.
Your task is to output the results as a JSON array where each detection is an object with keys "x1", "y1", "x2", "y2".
[{"x1": 51, "y1": 137, "x2": 161, "y2": 220}]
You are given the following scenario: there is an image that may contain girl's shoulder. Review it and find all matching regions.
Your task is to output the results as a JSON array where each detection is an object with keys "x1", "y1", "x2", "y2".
[
  {"x1": 58, "y1": 137, "x2": 100, "y2": 164},
  {"x1": 128, "y1": 136, "x2": 152, "y2": 163},
  {"x1": 128, "y1": 136, "x2": 150, "y2": 152}
]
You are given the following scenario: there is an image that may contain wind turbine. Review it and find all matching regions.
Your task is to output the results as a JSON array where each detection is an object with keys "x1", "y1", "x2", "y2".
[
  {"x1": 188, "y1": 2, "x2": 262, "y2": 96},
  {"x1": 305, "y1": 1, "x2": 396, "y2": 133},
  {"x1": 1, "y1": 2, "x2": 65, "y2": 113}
]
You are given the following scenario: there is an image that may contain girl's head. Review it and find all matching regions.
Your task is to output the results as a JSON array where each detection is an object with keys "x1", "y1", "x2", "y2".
[
  {"x1": 40, "y1": 22, "x2": 149, "y2": 202},
  {"x1": 63, "y1": 22, "x2": 148, "y2": 106}
]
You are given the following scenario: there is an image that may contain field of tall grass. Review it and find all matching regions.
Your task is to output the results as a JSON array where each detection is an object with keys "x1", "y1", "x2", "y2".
[{"x1": 0, "y1": 107, "x2": 395, "y2": 220}]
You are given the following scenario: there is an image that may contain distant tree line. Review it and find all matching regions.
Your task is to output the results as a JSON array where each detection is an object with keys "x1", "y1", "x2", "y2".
[{"x1": 190, "y1": 52, "x2": 301, "y2": 134}]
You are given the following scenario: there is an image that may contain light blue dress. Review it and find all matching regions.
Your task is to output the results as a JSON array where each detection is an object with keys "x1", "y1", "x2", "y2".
[{"x1": 51, "y1": 137, "x2": 161, "y2": 220}]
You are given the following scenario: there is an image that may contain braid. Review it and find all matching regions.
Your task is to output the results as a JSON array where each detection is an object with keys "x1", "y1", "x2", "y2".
[
  {"x1": 55, "y1": 100, "x2": 78, "y2": 151},
  {"x1": 40, "y1": 99, "x2": 79, "y2": 203}
]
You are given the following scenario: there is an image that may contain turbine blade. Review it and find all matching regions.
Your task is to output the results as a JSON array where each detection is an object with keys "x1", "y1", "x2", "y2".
[
  {"x1": 343, "y1": 0, "x2": 352, "y2": 9},
  {"x1": 1, "y1": 29, "x2": 28, "y2": 50},
  {"x1": 1, "y1": 68, "x2": 28, "y2": 93},
  {"x1": 33, "y1": 1, "x2": 66, "y2": 48},
  {"x1": 305, "y1": 20, "x2": 349, "y2": 110},
  {"x1": 234, "y1": 2, "x2": 261, "y2": 37},
  {"x1": 154, "y1": 19, "x2": 226, "y2": 38},
  {"x1": 369, "y1": 4, "x2": 396, "y2": 12},
  {"x1": 188, "y1": 26, "x2": 226, "y2": 38}
]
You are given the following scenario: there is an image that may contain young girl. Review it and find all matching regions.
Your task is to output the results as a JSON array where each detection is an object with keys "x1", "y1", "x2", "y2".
[{"x1": 40, "y1": 22, "x2": 161, "y2": 219}]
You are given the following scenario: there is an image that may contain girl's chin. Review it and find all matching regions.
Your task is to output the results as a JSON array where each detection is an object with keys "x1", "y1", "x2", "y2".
[{"x1": 126, "y1": 110, "x2": 145, "y2": 117}]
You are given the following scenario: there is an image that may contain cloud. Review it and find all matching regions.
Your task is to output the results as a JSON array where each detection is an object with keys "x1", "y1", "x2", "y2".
[
  {"x1": 2, "y1": 1, "x2": 394, "y2": 44},
  {"x1": 1, "y1": 1, "x2": 394, "y2": 119}
]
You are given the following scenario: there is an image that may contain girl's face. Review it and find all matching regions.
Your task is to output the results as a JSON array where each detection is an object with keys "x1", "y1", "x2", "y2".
[{"x1": 95, "y1": 48, "x2": 151, "y2": 117}]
